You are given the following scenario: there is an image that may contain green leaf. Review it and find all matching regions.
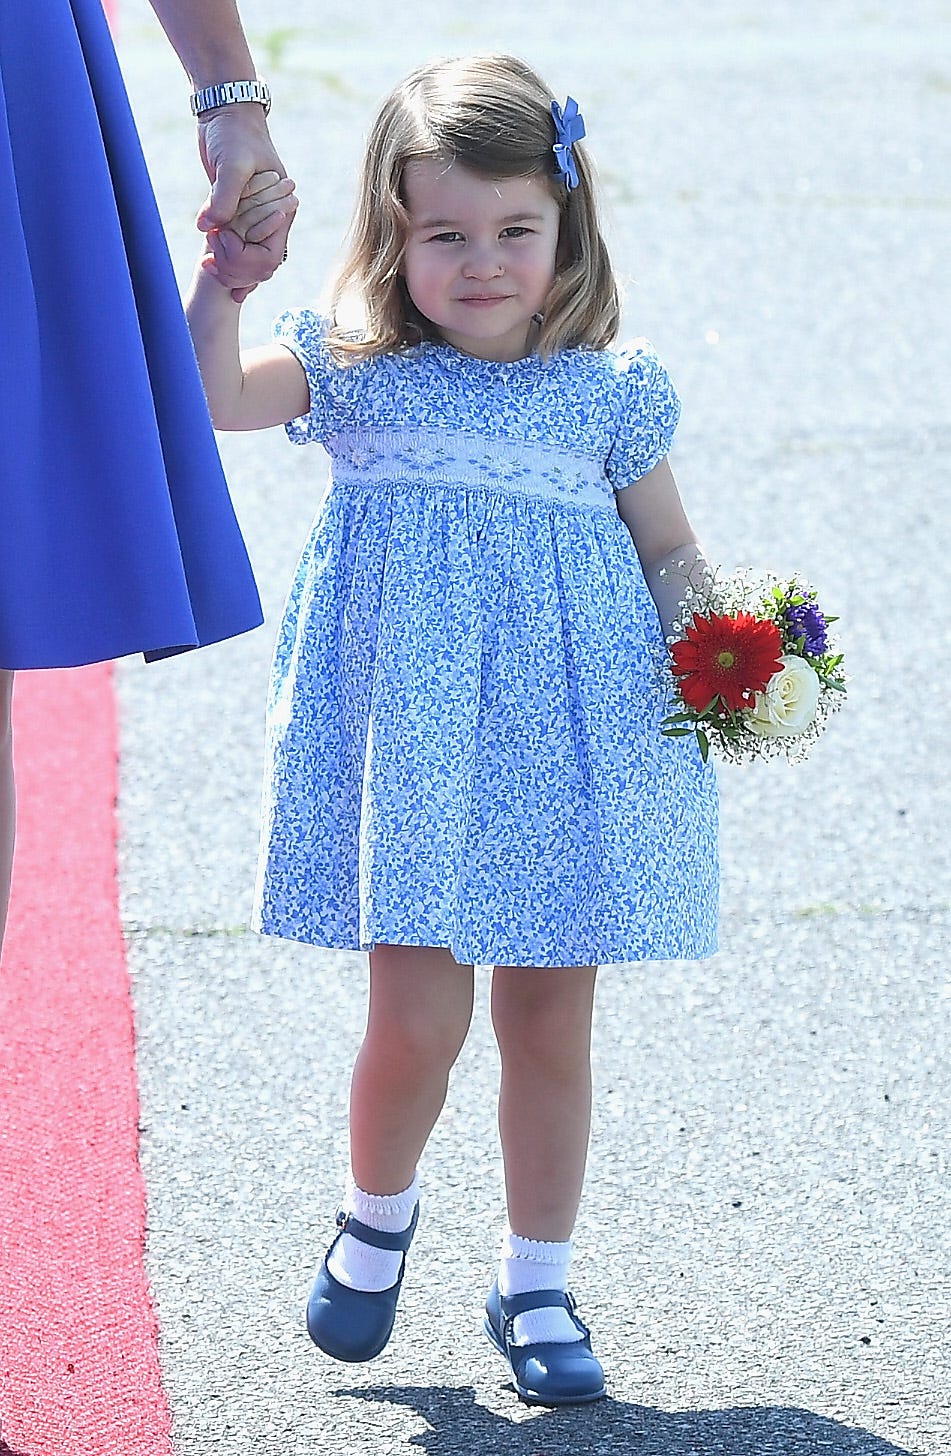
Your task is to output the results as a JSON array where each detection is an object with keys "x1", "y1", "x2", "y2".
[{"x1": 697, "y1": 729, "x2": 710, "y2": 762}]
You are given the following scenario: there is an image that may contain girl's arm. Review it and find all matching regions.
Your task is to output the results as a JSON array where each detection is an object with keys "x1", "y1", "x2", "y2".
[
  {"x1": 615, "y1": 458, "x2": 711, "y2": 636},
  {"x1": 184, "y1": 263, "x2": 310, "y2": 431}
]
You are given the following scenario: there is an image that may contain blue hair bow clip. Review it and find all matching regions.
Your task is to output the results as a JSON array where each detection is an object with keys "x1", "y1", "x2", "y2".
[{"x1": 550, "y1": 96, "x2": 586, "y2": 191}]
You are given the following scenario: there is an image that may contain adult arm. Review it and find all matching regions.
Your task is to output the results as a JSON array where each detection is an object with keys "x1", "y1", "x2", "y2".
[
  {"x1": 147, "y1": 0, "x2": 283, "y2": 224},
  {"x1": 147, "y1": 0, "x2": 296, "y2": 296}
]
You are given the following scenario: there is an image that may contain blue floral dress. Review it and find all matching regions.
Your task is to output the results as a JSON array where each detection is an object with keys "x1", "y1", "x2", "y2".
[{"x1": 252, "y1": 311, "x2": 718, "y2": 967}]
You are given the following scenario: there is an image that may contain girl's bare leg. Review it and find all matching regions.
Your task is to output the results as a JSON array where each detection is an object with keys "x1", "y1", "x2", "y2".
[
  {"x1": 0, "y1": 672, "x2": 14, "y2": 954},
  {"x1": 491, "y1": 964, "x2": 597, "y2": 1241},
  {"x1": 487, "y1": 966, "x2": 606, "y2": 1403},
  {"x1": 308, "y1": 944, "x2": 473, "y2": 1359},
  {"x1": 349, "y1": 943, "x2": 474, "y2": 1193}
]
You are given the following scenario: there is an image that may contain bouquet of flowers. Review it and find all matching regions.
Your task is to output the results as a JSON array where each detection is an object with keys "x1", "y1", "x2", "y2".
[{"x1": 661, "y1": 564, "x2": 846, "y2": 764}]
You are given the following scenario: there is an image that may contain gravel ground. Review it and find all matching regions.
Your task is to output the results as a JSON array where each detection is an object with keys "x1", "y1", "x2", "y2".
[{"x1": 117, "y1": 3, "x2": 950, "y2": 1452}]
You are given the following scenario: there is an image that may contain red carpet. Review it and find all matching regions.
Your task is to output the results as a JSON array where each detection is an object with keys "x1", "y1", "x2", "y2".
[{"x1": 0, "y1": 666, "x2": 172, "y2": 1455}]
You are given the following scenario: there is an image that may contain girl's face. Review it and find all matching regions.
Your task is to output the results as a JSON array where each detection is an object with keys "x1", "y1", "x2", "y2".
[{"x1": 400, "y1": 159, "x2": 561, "y2": 362}]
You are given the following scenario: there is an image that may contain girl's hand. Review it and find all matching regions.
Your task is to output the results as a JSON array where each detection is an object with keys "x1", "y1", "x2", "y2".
[
  {"x1": 229, "y1": 171, "x2": 298, "y2": 243},
  {"x1": 202, "y1": 173, "x2": 298, "y2": 301},
  {"x1": 201, "y1": 213, "x2": 294, "y2": 302}
]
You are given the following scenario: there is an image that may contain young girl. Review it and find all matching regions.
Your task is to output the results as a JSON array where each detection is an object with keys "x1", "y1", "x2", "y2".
[{"x1": 187, "y1": 53, "x2": 718, "y2": 1407}]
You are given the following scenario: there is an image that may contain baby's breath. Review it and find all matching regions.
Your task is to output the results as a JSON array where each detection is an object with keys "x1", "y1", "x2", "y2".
[{"x1": 662, "y1": 567, "x2": 846, "y2": 765}]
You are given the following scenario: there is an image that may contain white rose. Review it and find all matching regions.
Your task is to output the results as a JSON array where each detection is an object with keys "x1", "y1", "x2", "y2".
[{"x1": 747, "y1": 655, "x2": 821, "y2": 737}]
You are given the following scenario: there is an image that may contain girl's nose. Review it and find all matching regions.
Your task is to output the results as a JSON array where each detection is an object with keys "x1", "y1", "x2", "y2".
[{"x1": 462, "y1": 242, "x2": 504, "y2": 280}]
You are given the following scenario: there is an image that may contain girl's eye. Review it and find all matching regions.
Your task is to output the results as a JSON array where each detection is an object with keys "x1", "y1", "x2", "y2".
[
  {"x1": 501, "y1": 226, "x2": 531, "y2": 238},
  {"x1": 429, "y1": 231, "x2": 464, "y2": 244}
]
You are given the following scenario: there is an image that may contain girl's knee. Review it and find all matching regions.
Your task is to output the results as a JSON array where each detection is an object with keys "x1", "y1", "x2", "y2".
[
  {"x1": 366, "y1": 945, "x2": 473, "y2": 1074},
  {"x1": 493, "y1": 977, "x2": 595, "y2": 1075},
  {"x1": 366, "y1": 996, "x2": 470, "y2": 1075}
]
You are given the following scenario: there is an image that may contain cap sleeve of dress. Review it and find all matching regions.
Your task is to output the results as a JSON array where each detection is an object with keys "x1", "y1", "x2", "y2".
[
  {"x1": 273, "y1": 308, "x2": 348, "y2": 444},
  {"x1": 605, "y1": 340, "x2": 682, "y2": 491}
]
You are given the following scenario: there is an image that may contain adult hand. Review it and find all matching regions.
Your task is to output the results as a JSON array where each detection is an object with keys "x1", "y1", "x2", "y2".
[{"x1": 196, "y1": 104, "x2": 289, "y2": 234}]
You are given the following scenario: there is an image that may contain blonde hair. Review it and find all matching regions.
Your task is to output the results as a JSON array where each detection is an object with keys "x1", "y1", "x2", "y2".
[{"x1": 327, "y1": 53, "x2": 620, "y2": 363}]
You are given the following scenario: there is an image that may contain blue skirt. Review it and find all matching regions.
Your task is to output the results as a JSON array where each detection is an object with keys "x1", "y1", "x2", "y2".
[{"x1": 0, "y1": 0, "x2": 262, "y2": 669}]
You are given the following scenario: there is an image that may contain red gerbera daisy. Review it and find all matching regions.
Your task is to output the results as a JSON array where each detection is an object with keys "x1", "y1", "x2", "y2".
[{"x1": 671, "y1": 611, "x2": 784, "y2": 714}]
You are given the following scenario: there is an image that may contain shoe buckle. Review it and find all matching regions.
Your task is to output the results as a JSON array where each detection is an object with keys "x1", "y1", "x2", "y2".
[{"x1": 335, "y1": 1208, "x2": 349, "y2": 1231}]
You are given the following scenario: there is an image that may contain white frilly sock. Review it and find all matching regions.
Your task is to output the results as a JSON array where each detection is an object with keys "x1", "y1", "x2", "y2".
[
  {"x1": 498, "y1": 1228, "x2": 584, "y2": 1345},
  {"x1": 325, "y1": 1173, "x2": 419, "y2": 1293}
]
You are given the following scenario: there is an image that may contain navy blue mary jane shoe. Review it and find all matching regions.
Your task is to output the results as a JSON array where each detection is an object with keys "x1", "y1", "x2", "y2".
[
  {"x1": 306, "y1": 1204, "x2": 419, "y2": 1363},
  {"x1": 483, "y1": 1281, "x2": 606, "y2": 1406}
]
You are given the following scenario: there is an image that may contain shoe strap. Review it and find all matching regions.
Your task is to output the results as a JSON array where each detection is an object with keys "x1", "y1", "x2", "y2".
[
  {"x1": 335, "y1": 1203, "x2": 418, "y2": 1252},
  {"x1": 499, "y1": 1287, "x2": 574, "y2": 1318},
  {"x1": 499, "y1": 1286, "x2": 591, "y2": 1347}
]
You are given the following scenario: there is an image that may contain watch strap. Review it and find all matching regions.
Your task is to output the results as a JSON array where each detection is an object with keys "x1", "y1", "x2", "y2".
[{"x1": 190, "y1": 79, "x2": 271, "y2": 117}]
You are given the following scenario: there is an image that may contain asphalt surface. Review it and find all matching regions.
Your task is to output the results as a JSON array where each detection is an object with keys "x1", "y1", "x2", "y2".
[{"x1": 117, "y1": 3, "x2": 950, "y2": 1453}]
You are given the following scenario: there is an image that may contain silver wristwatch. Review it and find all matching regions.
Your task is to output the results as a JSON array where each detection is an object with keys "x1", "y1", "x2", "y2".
[{"x1": 189, "y1": 79, "x2": 271, "y2": 117}]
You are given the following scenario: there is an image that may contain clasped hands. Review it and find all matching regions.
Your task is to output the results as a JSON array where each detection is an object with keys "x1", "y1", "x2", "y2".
[
  {"x1": 201, "y1": 170, "x2": 297, "y2": 301},
  {"x1": 195, "y1": 105, "x2": 298, "y2": 301}
]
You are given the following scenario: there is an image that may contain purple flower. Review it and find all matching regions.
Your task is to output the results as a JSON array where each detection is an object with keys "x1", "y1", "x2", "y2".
[{"x1": 784, "y1": 600, "x2": 828, "y2": 656}]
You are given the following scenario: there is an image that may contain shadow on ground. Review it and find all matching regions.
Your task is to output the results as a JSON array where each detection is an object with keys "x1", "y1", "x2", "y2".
[{"x1": 337, "y1": 1385, "x2": 915, "y2": 1455}]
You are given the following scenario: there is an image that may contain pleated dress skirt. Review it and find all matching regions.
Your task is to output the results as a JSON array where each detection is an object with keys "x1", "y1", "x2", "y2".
[{"x1": 0, "y1": 0, "x2": 262, "y2": 669}]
